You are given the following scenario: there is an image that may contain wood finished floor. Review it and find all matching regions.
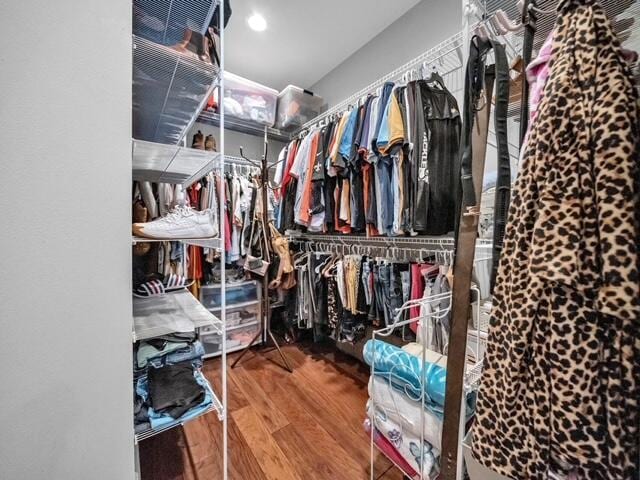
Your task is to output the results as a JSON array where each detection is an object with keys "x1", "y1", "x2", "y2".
[{"x1": 139, "y1": 343, "x2": 404, "y2": 480}]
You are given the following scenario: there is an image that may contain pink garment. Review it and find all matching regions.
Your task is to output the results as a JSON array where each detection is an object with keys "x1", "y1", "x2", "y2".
[
  {"x1": 409, "y1": 263, "x2": 425, "y2": 333},
  {"x1": 520, "y1": 31, "x2": 554, "y2": 164},
  {"x1": 363, "y1": 419, "x2": 419, "y2": 479}
]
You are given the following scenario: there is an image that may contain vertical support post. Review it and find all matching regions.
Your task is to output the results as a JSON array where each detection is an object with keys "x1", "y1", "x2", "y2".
[{"x1": 218, "y1": 1, "x2": 227, "y2": 479}]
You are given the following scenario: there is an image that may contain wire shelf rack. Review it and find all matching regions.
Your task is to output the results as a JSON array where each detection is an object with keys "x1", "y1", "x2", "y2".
[
  {"x1": 293, "y1": 31, "x2": 467, "y2": 135},
  {"x1": 132, "y1": 139, "x2": 221, "y2": 186},
  {"x1": 133, "y1": 0, "x2": 219, "y2": 44},
  {"x1": 475, "y1": 0, "x2": 640, "y2": 83},
  {"x1": 286, "y1": 232, "x2": 493, "y2": 248},
  {"x1": 133, "y1": 35, "x2": 220, "y2": 145},
  {"x1": 132, "y1": 289, "x2": 223, "y2": 342},
  {"x1": 134, "y1": 374, "x2": 223, "y2": 443},
  {"x1": 132, "y1": 236, "x2": 221, "y2": 249},
  {"x1": 197, "y1": 110, "x2": 291, "y2": 143}
]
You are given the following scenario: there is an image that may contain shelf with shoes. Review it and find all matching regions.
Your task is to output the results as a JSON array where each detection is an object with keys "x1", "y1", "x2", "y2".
[
  {"x1": 132, "y1": 235, "x2": 221, "y2": 249},
  {"x1": 133, "y1": 35, "x2": 220, "y2": 145},
  {"x1": 197, "y1": 110, "x2": 291, "y2": 142},
  {"x1": 133, "y1": 0, "x2": 219, "y2": 46},
  {"x1": 132, "y1": 203, "x2": 221, "y2": 249},
  {"x1": 132, "y1": 139, "x2": 222, "y2": 187},
  {"x1": 133, "y1": 289, "x2": 223, "y2": 342}
]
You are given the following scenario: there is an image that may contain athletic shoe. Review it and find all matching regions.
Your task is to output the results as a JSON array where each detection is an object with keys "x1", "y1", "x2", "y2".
[{"x1": 132, "y1": 206, "x2": 216, "y2": 239}]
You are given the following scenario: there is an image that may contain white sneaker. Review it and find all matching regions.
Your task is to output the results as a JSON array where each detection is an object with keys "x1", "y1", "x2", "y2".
[{"x1": 133, "y1": 206, "x2": 216, "y2": 239}]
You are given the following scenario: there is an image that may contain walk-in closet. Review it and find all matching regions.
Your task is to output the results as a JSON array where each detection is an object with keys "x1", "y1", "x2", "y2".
[{"x1": 2, "y1": 0, "x2": 639, "y2": 479}]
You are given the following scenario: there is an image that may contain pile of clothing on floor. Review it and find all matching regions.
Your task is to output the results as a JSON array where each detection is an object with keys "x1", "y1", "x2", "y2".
[
  {"x1": 134, "y1": 333, "x2": 212, "y2": 434},
  {"x1": 274, "y1": 77, "x2": 461, "y2": 236},
  {"x1": 363, "y1": 339, "x2": 476, "y2": 478}
]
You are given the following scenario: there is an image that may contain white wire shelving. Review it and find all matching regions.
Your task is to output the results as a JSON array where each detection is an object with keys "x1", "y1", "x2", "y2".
[
  {"x1": 197, "y1": 110, "x2": 291, "y2": 142},
  {"x1": 132, "y1": 235, "x2": 221, "y2": 250},
  {"x1": 134, "y1": 377, "x2": 223, "y2": 443},
  {"x1": 293, "y1": 31, "x2": 466, "y2": 136},
  {"x1": 133, "y1": 0, "x2": 219, "y2": 45},
  {"x1": 132, "y1": 139, "x2": 221, "y2": 186},
  {"x1": 132, "y1": 289, "x2": 223, "y2": 343},
  {"x1": 133, "y1": 35, "x2": 220, "y2": 145}
]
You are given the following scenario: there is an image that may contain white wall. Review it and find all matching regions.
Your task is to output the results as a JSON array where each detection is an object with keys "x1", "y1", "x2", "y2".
[
  {"x1": 0, "y1": 1, "x2": 134, "y2": 479},
  {"x1": 311, "y1": 0, "x2": 462, "y2": 107}
]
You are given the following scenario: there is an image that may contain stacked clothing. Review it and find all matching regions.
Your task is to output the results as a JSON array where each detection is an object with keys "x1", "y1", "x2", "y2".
[
  {"x1": 363, "y1": 339, "x2": 476, "y2": 478},
  {"x1": 133, "y1": 333, "x2": 212, "y2": 434},
  {"x1": 274, "y1": 78, "x2": 461, "y2": 237}
]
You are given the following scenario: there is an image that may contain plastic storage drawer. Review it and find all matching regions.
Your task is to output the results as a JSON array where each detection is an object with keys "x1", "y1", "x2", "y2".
[
  {"x1": 219, "y1": 72, "x2": 278, "y2": 126},
  {"x1": 275, "y1": 85, "x2": 324, "y2": 131},
  {"x1": 225, "y1": 302, "x2": 260, "y2": 328},
  {"x1": 200, "y1": 320, "x2": 261, "y2": 358},
  {"x1": 200, "y1": 281, "x2": 259, "y2": 310}
]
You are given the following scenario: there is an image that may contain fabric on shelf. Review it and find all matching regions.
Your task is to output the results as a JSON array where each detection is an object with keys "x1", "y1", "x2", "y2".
[{"x1": 147, "y1": 362, "x2": 206, "y2": 419}]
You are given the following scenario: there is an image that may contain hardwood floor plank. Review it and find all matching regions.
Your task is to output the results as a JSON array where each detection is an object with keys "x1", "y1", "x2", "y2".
[
  {"x1": 242, "y1": 355, "x2": 366, "y2": 480},
  {"x1": 203, "y1": 360, "x2": 250, "y2": 414},
  {"x1": 232, "y1": 405, "x2": 301, "y2": 480},
  {"x1": 271, "y1": 424, "x2": 350, "y2": 480},
  {"x1": 139, "y1": 427, "x2": 188, "y2": 480},
  {"x1": 230, "y1": 366, "x2": 290, "y2": 433},
  {"x1": 181, "y1": 415, "x2": 221, "y2": 480},
  {"x1": 376, "y1": 465, "x2": 406, "y2": 480},
  {"x1": 203, "y1": 403, "x2": 267, "y2": 480}
]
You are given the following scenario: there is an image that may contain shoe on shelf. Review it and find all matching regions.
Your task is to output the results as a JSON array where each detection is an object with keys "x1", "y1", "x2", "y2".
[
  {"x1": 205, "y1": 134, "x2": 217, "y2": 151},
  {"x1": 133, "y1": 273, "x2": 195, "y2": 297},
  {"x1": 132, "y1": 206, "x2": 216, "y2": 239},
  {"x1": 192, "y1": 130, "x2": 205, "y2": 149}
]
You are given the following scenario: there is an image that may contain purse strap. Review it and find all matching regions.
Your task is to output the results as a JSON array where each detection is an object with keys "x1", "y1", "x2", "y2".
[{"x1": 439, "y1": 64, "x2": 495, "y2": 480}]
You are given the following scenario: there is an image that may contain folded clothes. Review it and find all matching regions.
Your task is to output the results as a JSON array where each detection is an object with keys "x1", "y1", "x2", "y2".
[
  {"x1": 367, "y1": 400, "x2": 439, "y2": 478},
  {"x1": 136, "y1": 340, "x2": 205, "y2": 370},
  {"x1": 363, "y1": 418, "x2": 418, "y2": 479},
  {"x1": 368, "y1": 376, "x2": 443, "y2": 450},
  {"x1": 363, "y1": 339, "x2": 476, "y2": 418},
  {"x1": 136, "y1": 367, "x2": 213, "y2": 430},
  {"x1": 148, "y1": 362, "x2": 205, "y2": 419}
]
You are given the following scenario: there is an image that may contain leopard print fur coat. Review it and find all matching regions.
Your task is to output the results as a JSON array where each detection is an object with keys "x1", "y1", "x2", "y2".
[{"x1": 472, "y1": 0, "x2": 640, "y2": 478}]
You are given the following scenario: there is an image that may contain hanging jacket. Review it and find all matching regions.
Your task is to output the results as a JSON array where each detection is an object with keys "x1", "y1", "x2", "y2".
[{"x1": 472, "y1": 1, "x2": 640, "y2": 478}]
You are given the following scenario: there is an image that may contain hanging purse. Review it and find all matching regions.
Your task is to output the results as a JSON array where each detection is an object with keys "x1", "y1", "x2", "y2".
[{"x1": 244, "y1": 197, "x2": 270, "y2": 276}]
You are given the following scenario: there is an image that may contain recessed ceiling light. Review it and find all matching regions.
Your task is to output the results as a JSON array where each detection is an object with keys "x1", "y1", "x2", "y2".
[{"x1": 247, "y1": 13, "x2": 267, "y2": 32}]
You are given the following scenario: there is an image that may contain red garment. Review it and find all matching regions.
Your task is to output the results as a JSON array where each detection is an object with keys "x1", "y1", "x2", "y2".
[
  {"x1": 280, "y1": 139, "x2": 299, "y2": 194},
  {"x1": 409, "y1": 263, "x2": 427, "y2": 333},
  {"x1": 363, "y1": 419, "x2": 419, "y2": 479}
]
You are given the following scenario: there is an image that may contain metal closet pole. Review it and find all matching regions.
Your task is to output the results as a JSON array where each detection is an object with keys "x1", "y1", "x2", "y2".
[
  {"x1": 218, "y1": 1, "x2": 228, "y2": 478},
  {"x1": 231, "y1": 126, "x2": 292, "y2": 372}
]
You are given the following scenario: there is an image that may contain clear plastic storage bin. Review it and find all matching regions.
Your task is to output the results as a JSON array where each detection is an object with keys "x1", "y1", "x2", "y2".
[
  {"x1": 200, "y1": 280, "x2": 259, "y2": 310},
  {"x1": 275, "y1": 85, "x2": 324, "y2": 131},
  {"x1": 219, "y1": 72, "x2": 278, "y2": 126},
  {"x1": 200, "y1": 320, "x2": 261, "y2": 358}
]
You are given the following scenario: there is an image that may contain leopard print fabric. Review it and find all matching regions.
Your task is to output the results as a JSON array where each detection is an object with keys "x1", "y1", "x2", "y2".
[{"x1": 471, "y1": 1, "x2": 640, "y2": 478}]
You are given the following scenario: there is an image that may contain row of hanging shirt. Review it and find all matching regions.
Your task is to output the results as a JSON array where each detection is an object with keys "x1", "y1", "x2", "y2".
[
  {"x1": 292, "y1": 250, "x2": 455, "y2": 346},
  {"x1": 273, "y1": 72, "x2": 463, "y2": 237}
]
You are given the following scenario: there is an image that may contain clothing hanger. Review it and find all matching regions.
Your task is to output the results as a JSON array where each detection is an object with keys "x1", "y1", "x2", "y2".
[
  {"x1": 517, "y1": 0, "x2": 555, "y2": 16},
  {"x1": 426, "y1": 64, "x2": 446, "y2": 89}
]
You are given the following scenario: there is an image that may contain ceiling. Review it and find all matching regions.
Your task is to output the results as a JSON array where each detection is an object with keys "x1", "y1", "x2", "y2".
[{"x1": 223, "y1": 0, "x2": 421, "y2": 92}]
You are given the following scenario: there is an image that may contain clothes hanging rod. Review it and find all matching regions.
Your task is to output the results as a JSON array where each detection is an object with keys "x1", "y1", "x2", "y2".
[
  {"x1": 293, "y1": 31, "x2": 466, "y2": 135},
  {"x1": 287, "y1": 232, "x2": 493, "y2": 248}
]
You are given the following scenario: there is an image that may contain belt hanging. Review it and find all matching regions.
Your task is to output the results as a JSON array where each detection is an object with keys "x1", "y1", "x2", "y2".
[
  {"x1": 519, "y1": 0, "x2": 538, "y2": 145},
  {"x1": 439, "y1": 64, "x2": 495, "y2": 480},
  {"x1": 490, "y1": 43, "x2": 511, "y2": 292}
]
